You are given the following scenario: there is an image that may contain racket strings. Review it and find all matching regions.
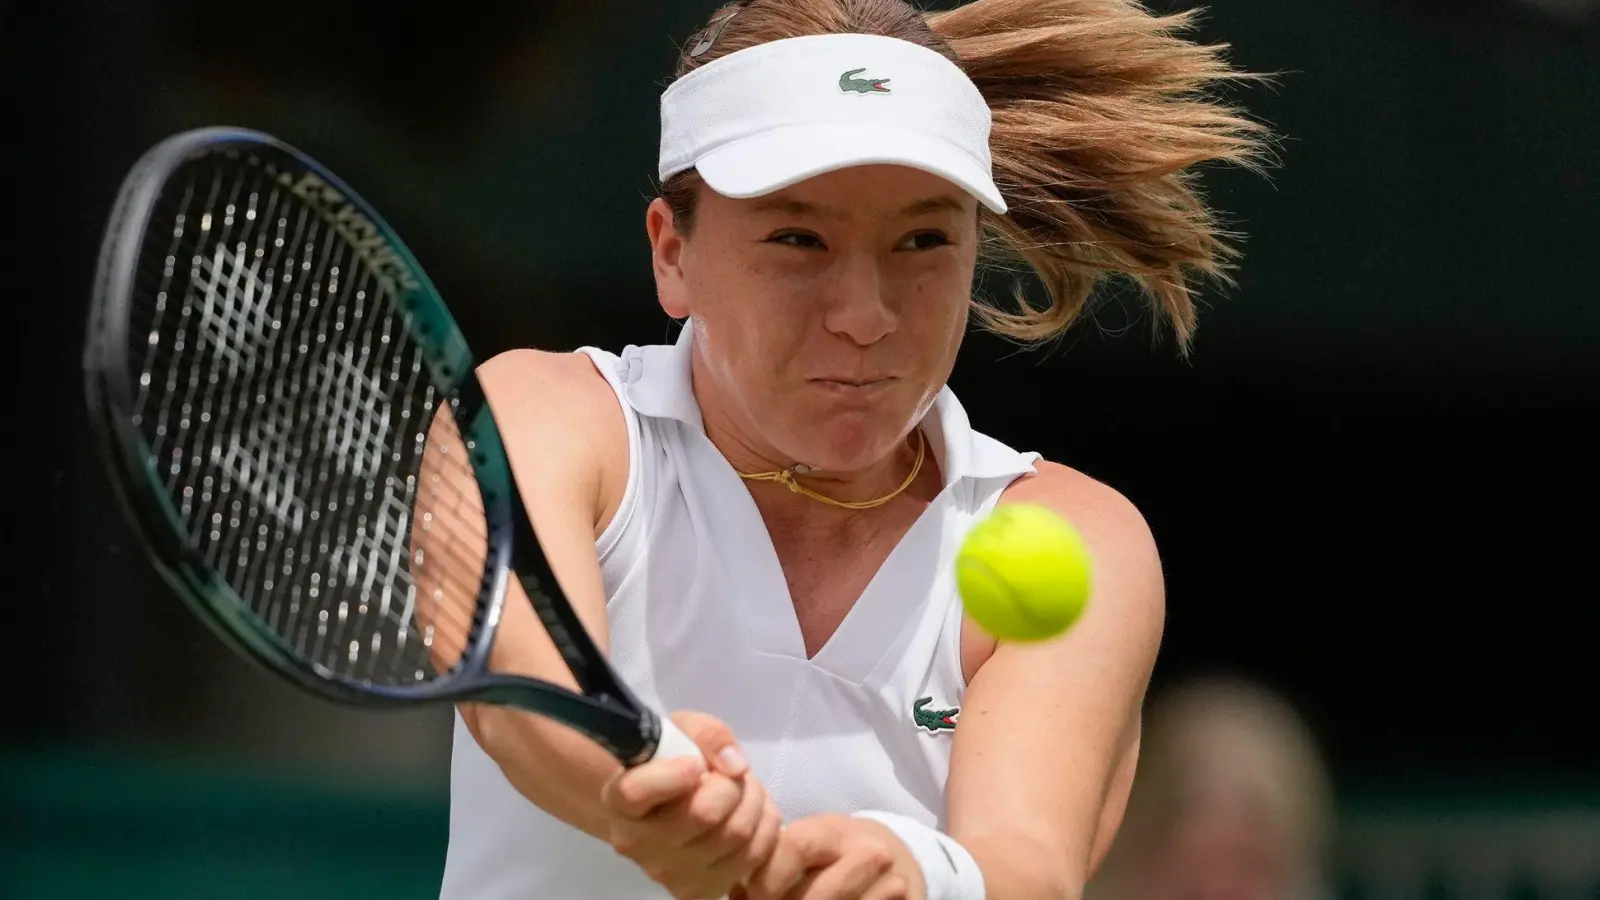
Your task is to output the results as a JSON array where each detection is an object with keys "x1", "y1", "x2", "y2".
[{"x1": 125, "y1": 151, "x2": 496, "y2": 687}]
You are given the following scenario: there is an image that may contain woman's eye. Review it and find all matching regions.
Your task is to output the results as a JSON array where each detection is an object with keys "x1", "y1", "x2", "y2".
[
  {"x1": 769, "y1": 231, "x2": 825, "y2": 249},
  {"x1": 898, "y1": 231, "x2": 952, "y2": 251}
]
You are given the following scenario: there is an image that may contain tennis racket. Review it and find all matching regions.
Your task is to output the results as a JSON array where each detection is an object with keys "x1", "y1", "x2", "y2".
[{"x1": 83, "y1": 126, "x2": 698, "y2": 765}]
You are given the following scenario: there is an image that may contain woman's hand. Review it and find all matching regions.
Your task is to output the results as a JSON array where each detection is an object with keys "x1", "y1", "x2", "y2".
[
  {"x1": 737, "y1": 814, "x2": 924, "y2": 900},
  {"x1": 601, "y1": 711, "x2": 785, "y2": 899}
]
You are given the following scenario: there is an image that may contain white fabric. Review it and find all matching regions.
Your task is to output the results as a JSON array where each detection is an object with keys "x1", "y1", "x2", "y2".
[
  {"x1": 437, "y1": 323, "x2": 1039, "y2": 899},
  {"x1": 853, "y1": 809, "x2": 987, "y2": 900},
  {"x1": 659, "y1": 33, "x2": 1007, "y2": 214}
]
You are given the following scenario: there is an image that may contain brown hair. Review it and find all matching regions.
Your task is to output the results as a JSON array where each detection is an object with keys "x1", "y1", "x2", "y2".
[{"x1": 662, "y1": 0, "x2": 1274, "y2": 354}]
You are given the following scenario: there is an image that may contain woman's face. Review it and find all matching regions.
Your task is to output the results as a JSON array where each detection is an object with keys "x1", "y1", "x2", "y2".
[{"x1": 648, "y1": 164, "x2": 979, "y2": 472}]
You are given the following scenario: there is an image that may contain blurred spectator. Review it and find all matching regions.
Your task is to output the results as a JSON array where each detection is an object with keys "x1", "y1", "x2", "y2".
[{"x1": 1088, "y1": 674, "x2": 1335, "y2": 900}]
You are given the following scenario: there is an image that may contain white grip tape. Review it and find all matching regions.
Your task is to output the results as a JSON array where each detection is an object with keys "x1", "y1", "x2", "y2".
[
  {"x1": 648, "y1": 713, "x2": 702, "y2": 762},
  {"x1": 851, "y1": 810, "x2": 986, "y2": 900}
]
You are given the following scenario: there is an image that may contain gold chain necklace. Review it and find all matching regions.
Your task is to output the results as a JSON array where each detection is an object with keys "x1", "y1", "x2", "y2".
[{"x1": 737, "y1": 429, "x2": 926, "y2": 511}]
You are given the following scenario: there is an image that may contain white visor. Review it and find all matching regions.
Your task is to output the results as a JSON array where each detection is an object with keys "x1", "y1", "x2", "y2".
[{"x1": 660, "y1": 33, "x2": 1007, "y2": 215}]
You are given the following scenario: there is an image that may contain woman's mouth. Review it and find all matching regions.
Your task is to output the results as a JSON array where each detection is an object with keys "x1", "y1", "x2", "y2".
[{"x1": 810, "y1": 377, "x2": 894, "y2": 394}]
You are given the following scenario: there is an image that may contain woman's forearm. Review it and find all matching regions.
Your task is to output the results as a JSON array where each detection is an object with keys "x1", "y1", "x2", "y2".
[{"x1": 461, "y1": 701, "x2": 624, "y2": 842}]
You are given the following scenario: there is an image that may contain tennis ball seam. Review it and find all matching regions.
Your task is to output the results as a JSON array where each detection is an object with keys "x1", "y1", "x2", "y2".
[{"x1": 958, "y1": 555, "x2": 1061, "y2": 637}]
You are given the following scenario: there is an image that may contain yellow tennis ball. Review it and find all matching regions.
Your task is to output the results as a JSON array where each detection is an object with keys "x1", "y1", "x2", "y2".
[{"x1": 955, "y1": 502, "x2": 1093, "y2": 642}]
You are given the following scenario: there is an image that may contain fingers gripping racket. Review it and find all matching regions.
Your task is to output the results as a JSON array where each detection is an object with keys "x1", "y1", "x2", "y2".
[{"x1": 83, "y1": 127, "x2": 698, "y2": 765}]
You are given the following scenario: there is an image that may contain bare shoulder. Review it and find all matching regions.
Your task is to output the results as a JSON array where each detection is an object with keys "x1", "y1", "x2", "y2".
[
  {"x1": 1006, "y1": 461, "x2": 1164, "y2": 641},
  {"x1": 961, "y1": 461, "x2": 1164, "y2": 681},
  {"x1": 473, "y1": 348, "x2": 631, "y2": 535},
  {"x1": 475, "y1": 347, "x2": 616, "y2": 414},
  {"x1": 1001, "y1": 460, "x2": 1158, "y2": 560}
]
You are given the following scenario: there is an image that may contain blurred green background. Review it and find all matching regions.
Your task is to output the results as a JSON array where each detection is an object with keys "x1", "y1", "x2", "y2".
[{"x1": 4, "y1": 0, "x2": 1596, "y2": 897}]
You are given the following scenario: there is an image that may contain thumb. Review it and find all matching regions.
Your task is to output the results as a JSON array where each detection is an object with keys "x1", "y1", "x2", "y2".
[{"x1": 669, "y1": 709, "x2": 750, "y2": 778}]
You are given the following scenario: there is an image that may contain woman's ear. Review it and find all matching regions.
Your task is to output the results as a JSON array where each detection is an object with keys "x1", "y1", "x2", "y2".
[{"x1": 647, "y1": 197, "x2": 691, "y2": 319}]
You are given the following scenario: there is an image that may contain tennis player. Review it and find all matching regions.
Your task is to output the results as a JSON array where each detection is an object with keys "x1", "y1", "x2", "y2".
[{"x1": 437, "y1": 1, "x2": 1267, "y2": 898}]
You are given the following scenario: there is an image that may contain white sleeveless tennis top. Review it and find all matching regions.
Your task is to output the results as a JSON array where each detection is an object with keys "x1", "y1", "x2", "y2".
[{"x1": 437, "y1": 324, "x2": 1039, "y2": 900}]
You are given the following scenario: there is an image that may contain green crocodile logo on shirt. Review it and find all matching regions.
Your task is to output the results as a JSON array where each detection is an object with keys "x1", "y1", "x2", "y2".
[
  {"x1": 913, "y1": 696, "x2": 959, "y2": 732},
  {"x1": 839, "y1": 68, "x2": 891, "y2": 94}
]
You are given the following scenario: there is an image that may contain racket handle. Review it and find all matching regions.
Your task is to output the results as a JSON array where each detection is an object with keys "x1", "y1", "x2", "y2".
[{"x1": 649, "y1": 713, "x2": 703, "y2": 762}]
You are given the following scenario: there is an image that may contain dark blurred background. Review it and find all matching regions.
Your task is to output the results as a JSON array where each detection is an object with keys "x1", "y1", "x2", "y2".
[{"x1": 4, "y1": 0, "x2": 1597, "y2": 898}]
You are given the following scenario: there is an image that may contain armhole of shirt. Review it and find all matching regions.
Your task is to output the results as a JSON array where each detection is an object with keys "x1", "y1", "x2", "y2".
[{"x1": 573, "y1": 346, "x2": 644, "y2": 566}]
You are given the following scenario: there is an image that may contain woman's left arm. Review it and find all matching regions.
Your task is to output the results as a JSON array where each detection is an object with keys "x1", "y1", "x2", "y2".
[
  {"x1": 946, "y1": 461, "x2": 1166, "y2": 900},
  {"x1": 740, "y1": 462, "x2": 1164, "y2": 900}
]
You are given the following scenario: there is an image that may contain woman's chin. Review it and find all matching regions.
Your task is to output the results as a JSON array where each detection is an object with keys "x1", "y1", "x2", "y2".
[{"x1": 769, "y1": 387, "x2": 929, "y2": 473}]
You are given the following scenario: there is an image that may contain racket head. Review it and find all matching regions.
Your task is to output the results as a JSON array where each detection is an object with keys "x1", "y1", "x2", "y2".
[
  {"x1": 85, "y1": 126, "x2": 692, "y2": 765},
  {"x1": 83, "y1": 126, "x2": 510, "y2": 708}
]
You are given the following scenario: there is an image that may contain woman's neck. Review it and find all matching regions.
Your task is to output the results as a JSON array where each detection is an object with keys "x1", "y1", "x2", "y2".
[{"x1": 691, "y1": 358, "x2": 931, "y2": 511}]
